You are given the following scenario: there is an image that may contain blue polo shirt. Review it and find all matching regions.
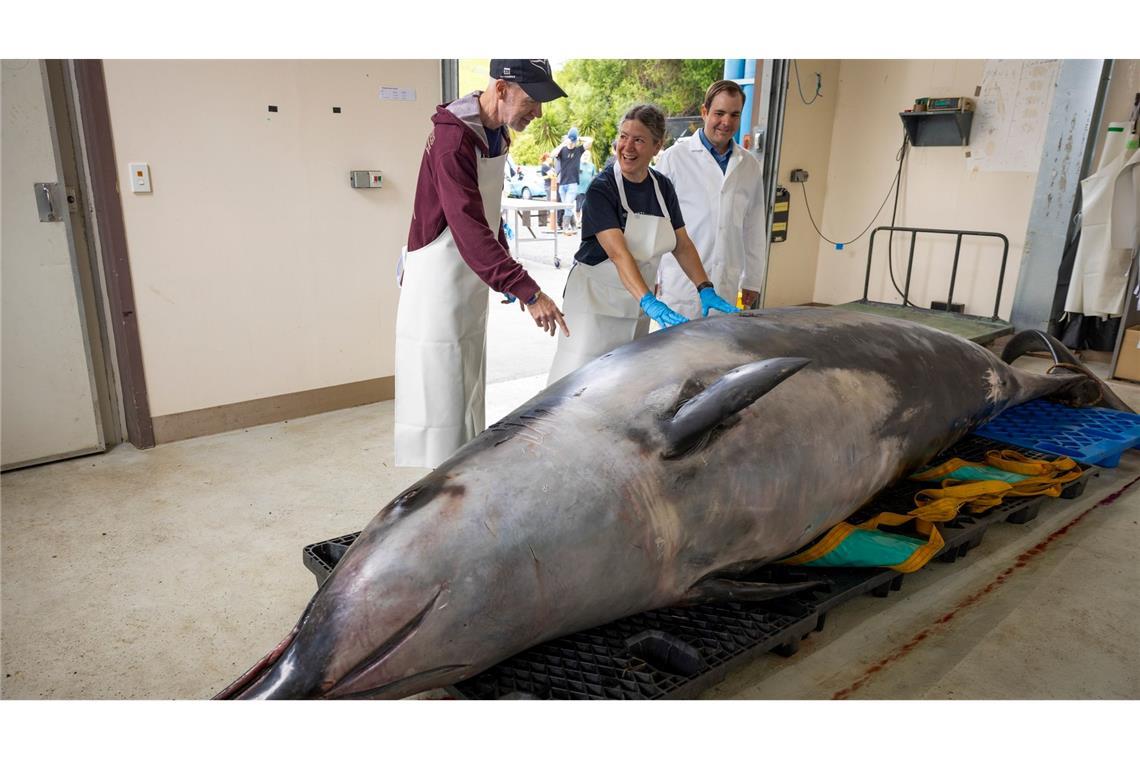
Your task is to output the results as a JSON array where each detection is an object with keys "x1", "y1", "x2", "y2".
[{"x1": 698, "y1": 129, "x2": 733, "y2": 174}]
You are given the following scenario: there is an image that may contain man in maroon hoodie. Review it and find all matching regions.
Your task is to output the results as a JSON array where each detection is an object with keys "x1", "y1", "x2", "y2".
[{"x1": 394, "y1": 59, "x2": 570, "y2": 468}]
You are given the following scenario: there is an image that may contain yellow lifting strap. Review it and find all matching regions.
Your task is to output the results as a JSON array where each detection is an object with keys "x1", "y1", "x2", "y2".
[
  {"x1": 781, "y1": 512, "x2": 946, "y2": 574},
  {"x1": 912, "y1": 450, "x2": 1079, "y2": 481},
  {"x1": 984, "y1": 449, "x2": 1079, "y2": 477},
  {"x1": 910, "y1": 450, "x2": 1081, "y2": 522},
  {"x1": 910, "y1": 480, "x2": 1011, "y2": 522},
  {"x1": 782, "y1": 452, "x2": 1081, "y2": 575}
]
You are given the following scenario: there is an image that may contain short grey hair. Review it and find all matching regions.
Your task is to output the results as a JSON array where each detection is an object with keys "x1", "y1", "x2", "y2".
[{"x1": 620, "y1": 104, "x2": 666, "y2": 144}]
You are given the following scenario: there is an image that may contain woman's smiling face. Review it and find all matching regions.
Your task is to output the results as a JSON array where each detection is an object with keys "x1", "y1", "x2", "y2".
[{"x1": 616, "y1": 118, "x2": 661, "y2": 179}]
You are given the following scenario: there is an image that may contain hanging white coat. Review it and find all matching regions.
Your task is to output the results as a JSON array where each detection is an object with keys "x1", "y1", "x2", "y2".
[
  {"x1": 655, "y1": 134, "x2": 767, "y2": 319},
  {"x1": 1064, "y1": 122, "x2": 1140, "y2": 319}
]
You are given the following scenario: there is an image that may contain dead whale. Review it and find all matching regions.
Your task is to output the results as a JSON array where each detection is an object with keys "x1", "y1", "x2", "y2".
[{"x1": 217, "y1": 307, "x2": 1126, "y2": 699}]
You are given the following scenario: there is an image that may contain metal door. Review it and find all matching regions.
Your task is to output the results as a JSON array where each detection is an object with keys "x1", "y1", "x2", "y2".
[{"x1": 2, "y1": 60, "x2": 105, "y2": 469}]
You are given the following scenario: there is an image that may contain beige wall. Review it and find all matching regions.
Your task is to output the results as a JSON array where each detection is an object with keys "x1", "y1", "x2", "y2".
[
  {"x1": 766, "y1": 59, "x2": 841, "y2": 307},
  {"x1": 811, "y1": 60, "x2": 1046, "y2": 319},
  {"x1": 103, "y1": 60, "x2": 439, "y2": 417}
]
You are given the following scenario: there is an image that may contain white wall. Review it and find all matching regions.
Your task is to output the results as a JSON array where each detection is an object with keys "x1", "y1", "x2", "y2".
[
  {"x1": 103, "y1": 60, "x2": 439, "y2": 417},
  {"x1": 811, "y1": 60, "x2": 1049, "y2": 319}
]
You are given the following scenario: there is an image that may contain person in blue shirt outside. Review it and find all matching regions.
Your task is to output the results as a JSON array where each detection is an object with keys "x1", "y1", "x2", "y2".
[
  {"x1": 546, "y1": 104, "x2": 739, "y2": 384},
  {"x1": 576, "y1": 145, "x2": 598, "y2": 223}
]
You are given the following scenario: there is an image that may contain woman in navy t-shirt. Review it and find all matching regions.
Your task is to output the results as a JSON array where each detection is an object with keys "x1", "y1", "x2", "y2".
[{"x1": 547, "y1": 104, "x2": 738, "y2": 385}]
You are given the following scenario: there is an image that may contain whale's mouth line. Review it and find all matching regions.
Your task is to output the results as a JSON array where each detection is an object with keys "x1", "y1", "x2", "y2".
[{"x1": 324, "y1": 587, "x2": 444, "y2": 698}]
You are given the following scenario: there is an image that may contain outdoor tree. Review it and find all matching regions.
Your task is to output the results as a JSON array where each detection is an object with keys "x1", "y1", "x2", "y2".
[{"x1": 458, "y1": 59, "x2": 724, "y2": 168}]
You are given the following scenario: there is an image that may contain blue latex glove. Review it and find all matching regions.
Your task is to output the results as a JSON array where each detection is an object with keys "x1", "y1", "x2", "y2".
[
  {"x1": 500, "y1": 292, "x2": 517, "y2": 304},
  {"x1": 639, "y1": 293, "x2": 689, "y2": 329},
  {"x1": 699, "y1": 287, "x2": 741, "y2": 317}
]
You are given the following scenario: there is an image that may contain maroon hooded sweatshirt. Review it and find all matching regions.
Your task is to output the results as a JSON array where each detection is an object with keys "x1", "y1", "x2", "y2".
[{"x1": 406, "y1": 93, "x2": 540, "y2": 303}]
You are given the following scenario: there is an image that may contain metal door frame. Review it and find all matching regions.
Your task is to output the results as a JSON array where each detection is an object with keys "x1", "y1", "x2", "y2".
[
  {"x1": 442, "y1": 59, "x2": 459, "y2": 102},
  {"x1": 71, "y1": 59, "x2": 155, "y2": 450},
  {"x1": 754, "y1": 59, "x2": 789, "y2": 309},
  {"x1": 44, "y1": 60, "x2": 122, "y2": 448}
]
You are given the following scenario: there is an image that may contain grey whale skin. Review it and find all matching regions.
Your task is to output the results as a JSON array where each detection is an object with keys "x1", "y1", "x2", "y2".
[{"x1": 217, "y1": 306, "x2": 1123, "y2": 699}]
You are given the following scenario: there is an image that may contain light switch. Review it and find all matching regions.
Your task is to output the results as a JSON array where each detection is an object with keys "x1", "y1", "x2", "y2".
[{"x1": 128, "y1": 162, "x2": 152, "y2": 193}]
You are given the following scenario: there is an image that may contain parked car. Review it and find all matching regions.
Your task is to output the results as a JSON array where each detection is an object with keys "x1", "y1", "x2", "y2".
[{"x1": 504, "y1": 164, "x2": 548, "y2": 200}]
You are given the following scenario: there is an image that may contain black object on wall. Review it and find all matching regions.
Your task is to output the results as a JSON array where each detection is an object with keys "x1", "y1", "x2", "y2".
[
  {"x1": 770, "y1": 186, "x2": 790, "y2": 243},
  {"x1": 899, "y1": 110, "x2": 974, "y2": 147}
]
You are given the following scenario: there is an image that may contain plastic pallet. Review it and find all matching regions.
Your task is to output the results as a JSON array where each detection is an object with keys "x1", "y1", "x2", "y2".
[
  {"x1": 300, "y1": 436, "x2": 1092, "y2": 699},
  {"x1": 976, "y1": 399, "x2": 1140, "y2": 467}
]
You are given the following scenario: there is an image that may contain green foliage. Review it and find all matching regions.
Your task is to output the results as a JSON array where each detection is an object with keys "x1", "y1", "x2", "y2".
[
  {"x1": 458, "y1": 59, "x2": 489, "y2": 98},
  {"x1": 458, "y1": 59, "x2": 723, "y2": 168}
]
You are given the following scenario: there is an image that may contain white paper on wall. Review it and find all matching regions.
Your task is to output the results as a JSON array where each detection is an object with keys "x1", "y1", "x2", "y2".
[
  {"x1": 967, "y1": 59, "x2": 1060, "y2": 173},
  {"x1": 379, "y1": 87, "x2": 417, "y2": 102}
]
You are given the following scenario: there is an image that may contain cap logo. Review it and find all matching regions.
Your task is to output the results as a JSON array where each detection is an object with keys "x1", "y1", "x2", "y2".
[{"x1": 503, "y1": 67, "x2": 511, "y2": 76}]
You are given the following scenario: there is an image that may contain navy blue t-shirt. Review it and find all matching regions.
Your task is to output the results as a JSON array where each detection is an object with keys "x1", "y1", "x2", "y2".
[
  {"x1": 574, "y1": 167, "x2": 685, "y2": 265},
  {"x1": 485, "y1": 126, "x2": 504, "y2": 157},
  {"x1": 552, "y1": 143, "x2": 585, "y2": 184}
]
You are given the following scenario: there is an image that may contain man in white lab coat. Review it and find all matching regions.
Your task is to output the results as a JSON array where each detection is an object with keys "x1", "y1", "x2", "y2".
[{"x1": 655, "y1": 79, "x2": 767, "y2": 318}]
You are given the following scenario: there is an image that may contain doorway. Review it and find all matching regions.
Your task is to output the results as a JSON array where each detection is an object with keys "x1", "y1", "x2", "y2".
[
  {"x1": 455, "y1": 59, "x2": 733, "y2": 421},
  {"x1": 1, "y1": 60, "x2": 111, "y2": 470}
]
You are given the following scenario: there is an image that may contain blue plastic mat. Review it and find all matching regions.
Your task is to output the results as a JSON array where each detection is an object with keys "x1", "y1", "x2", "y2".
[{"x1": 976, "y1": 400, "x2": 1140, "y2": 467}]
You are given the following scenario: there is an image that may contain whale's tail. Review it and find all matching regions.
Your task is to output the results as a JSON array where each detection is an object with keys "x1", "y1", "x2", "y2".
[{"x1": 1001, "y1": 329, "x2": 1134, "y2": 413}]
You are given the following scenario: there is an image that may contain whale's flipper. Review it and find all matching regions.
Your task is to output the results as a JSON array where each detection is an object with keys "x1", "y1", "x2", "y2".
[
  {"x1": 663, "y1": 357, "x2": 811, "y2": 458},
  {"x1": 682, "y1": 577, "x2": 826, "y2": 605}
]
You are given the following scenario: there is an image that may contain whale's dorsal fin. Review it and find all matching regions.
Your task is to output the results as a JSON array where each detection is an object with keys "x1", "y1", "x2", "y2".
[{"x1": 663, "y1": 357, "x2": 810, "y2": 458}]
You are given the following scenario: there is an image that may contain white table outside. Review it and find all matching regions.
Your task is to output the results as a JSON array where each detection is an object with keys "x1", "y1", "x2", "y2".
[{"x1": 501, "y1": 197, "x2": 577, "y2": 268}]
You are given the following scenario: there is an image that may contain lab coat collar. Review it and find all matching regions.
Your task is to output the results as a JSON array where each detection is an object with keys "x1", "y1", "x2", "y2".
[{"x1": 686, "y1": 129, "x2": 743, "y2": 179}]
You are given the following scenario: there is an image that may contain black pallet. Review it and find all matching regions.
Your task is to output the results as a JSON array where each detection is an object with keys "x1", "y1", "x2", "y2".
[{"x1": 301, "y1": 435, "x2": 1092, "y2": 699}]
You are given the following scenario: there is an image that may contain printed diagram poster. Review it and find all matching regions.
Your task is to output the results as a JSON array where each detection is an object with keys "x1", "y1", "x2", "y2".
[{"x1": 968, "y1": 60, "x2": 1059, "y2": 173}]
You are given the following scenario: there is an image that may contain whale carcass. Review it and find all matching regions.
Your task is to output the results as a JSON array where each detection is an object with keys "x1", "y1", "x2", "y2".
[{"x1": 216, "y1": 306, "x2": 1127, "y2": 699}]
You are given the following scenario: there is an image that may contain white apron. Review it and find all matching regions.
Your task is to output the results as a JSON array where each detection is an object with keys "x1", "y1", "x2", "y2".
[
  {"x1": 1064, "y1": 123, "x2": 1140, "y2": 318},
  {"x1": 547, "y1": 164, "x2": 676, "y2": 384},
  {"x1": 394, "y1": 150, "x2": 507, "y2": 468}
]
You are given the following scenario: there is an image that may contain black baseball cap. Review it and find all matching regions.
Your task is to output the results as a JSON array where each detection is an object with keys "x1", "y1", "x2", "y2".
[{"x1": 489, "y1": 59, "x2": 567, "y2": 102}]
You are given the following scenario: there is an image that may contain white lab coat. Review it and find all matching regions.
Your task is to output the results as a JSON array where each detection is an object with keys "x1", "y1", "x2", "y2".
[{"x1": 655, "y1": 134, "x2": 767, "y2": 319}]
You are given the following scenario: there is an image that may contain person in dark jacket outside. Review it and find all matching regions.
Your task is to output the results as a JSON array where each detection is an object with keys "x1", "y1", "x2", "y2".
[
  {"x1": 551, "y1": 127, "x2": 586, "y2": 231},
  {"x1": 394, "y1": 59, "x2": 569, "y2": 469}
]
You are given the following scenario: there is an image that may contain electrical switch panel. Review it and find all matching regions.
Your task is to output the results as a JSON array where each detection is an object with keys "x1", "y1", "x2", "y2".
[
  {"x1": 350, "y1": 171, "x2": 383, "y2": 189},
  {"x1": 128, "y1": 162, "x2": 152, "y2": 193}
]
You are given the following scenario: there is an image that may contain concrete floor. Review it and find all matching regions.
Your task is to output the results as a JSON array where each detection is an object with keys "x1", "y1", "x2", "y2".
[{"x1": 3, "y1": 253, "x2": 1139, "y2": 698}]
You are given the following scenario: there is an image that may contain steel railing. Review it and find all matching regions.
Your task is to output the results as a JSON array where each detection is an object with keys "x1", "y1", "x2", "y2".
[{"x1": 861, "y1": 226, "x2": 1010, "y2": 321}]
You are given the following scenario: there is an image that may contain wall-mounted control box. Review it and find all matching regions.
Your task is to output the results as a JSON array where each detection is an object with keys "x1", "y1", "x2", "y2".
[{"x1": 350, "y1": 170, "x2": 383, "y2": 188}]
